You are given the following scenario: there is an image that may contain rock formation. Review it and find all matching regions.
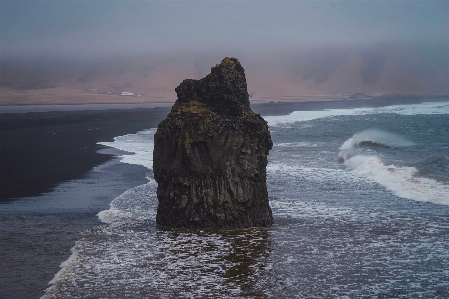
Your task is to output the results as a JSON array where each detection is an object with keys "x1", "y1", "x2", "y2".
[{"x1": 153, "y1": 57, "x2": 273, "y2": 228}]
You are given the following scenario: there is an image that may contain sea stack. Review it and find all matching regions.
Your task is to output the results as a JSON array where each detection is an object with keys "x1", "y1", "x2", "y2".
[{"x1": 153, "y1": 57, "x2": 273, "y2": 228}]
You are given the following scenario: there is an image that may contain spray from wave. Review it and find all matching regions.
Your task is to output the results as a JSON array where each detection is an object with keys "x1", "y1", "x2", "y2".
[
  {"x1": 338, "y1": 129, "x2": 415, "y2": 162},
  {"x1": 339, "y1": 129, "x2": 449, "y2": 205},
  {"x1": 340, "y1": 129, "x2": 415, "y2": 150}
]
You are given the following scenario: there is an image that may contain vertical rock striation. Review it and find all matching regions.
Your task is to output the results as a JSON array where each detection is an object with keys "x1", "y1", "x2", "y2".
[{"x1": 153, "y1": 57, "x2": 273, "y2": 228}]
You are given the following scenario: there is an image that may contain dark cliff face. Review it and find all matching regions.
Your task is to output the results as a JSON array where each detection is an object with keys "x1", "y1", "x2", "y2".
[{"x1": 153, "y1": 57, "x2": 273, "y2": 228}]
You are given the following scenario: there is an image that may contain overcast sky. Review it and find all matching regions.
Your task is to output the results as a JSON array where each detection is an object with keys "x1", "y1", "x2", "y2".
[{"x1": 1, "y1": 0, "x2": 448, "y2": 61}]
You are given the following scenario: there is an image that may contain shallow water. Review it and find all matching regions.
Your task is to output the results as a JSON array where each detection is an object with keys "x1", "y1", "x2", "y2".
[
  {"x1": 0, "y1": 153, "x2": 149, "y2": 299},
  {"x1": 39, "y1": 101, "x2": 449, "y2": 298}
]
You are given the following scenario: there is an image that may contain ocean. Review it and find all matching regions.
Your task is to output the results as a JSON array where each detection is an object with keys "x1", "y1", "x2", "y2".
[{"x1": 3, "y1": 100, "x2": 449, "y2": 298}]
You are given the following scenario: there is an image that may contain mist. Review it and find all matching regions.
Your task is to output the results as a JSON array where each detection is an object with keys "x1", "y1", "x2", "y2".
[{"x1": 1, "y1": 0, "x2": 448, "y2": 99}]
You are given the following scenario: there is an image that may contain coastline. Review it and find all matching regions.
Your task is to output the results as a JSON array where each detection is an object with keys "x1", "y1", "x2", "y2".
[
  {"x1": 0, "y1": 107, "x2": 169, "y2": 299},
  {"x1": 0, "y1": 107, "x2": 170, "y2": 202},
  {"x1": 2, "y1": 94, "x2": 448, "y2": 203},
  {"x1": 0, "y1": 156, "x2": 150, "y2": 299},
  {"x1": 1, "y1": 89, "x2": 447, "y2": 107},
  {"x1": 1, "y1": 95, "x2": 448, "y2": 299}
]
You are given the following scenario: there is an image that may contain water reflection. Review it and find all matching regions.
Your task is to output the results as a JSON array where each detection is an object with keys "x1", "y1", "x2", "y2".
[{"x1": 155, "y1": 227, "x2": 272, "y2": 297}]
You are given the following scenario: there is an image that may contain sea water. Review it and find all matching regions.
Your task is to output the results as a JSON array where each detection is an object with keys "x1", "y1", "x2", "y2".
[{"x1": 42, "y1": 101, "x2": 449, "y2": 298}]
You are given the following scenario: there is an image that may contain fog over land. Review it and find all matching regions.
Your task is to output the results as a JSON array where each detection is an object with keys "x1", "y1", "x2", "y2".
[{"x1": 1, "y1": 0, "x2": 448, "y2": 103}]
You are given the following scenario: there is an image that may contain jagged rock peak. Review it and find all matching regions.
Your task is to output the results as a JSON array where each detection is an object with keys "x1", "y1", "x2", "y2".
[
  {"x1": 174, "y1": 57, "x2": 251, "y2": 117},
  {"x1": 153, "y1": 57, "x2": 273, "y2": 229}
]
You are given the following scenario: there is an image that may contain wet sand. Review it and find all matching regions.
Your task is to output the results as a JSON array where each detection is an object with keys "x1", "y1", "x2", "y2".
[
  {"x1": 0, "y1": 107, "x2": 170, "y2": 202},
  {"x1": 0, "y1": 158, "x2": 150, "y2": 299},
  {"x1": 0, "y1": 107, "x2": 171, "y2": 299}
]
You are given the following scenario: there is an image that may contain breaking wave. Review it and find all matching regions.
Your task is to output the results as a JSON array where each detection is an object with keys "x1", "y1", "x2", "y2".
[
  {"x1": 339, "y1": 129, "x2": 449, "y2": 205},
  {"x1": 340, "y1": 129, "x2": 415, "y2": 150},
  {"x1": 98, "y1": 129, "x2": 156, "y2": 170},
  {"x1": 265, "y1": 101, "x2": 449, "y2": 127},
  {"x1": 41, "y1": 101, "x2": 449, "y2": 298},
  {"x1": 344, "y1": 155, "x2": 449, "y2": 205}
]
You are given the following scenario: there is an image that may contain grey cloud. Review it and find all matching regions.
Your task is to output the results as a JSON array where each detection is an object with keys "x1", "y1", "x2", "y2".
[{"x1": 1, "y1": 0, "x2": 448, "y2": 95}]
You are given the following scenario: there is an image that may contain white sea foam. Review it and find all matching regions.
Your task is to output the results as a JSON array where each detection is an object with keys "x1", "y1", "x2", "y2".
[
  {"x1": 47, "y1": 249, "x2": 80, "y2": 286},
  {"x1": 374, "y1": 101, "x2": 449, "y2": 116},
  {"x1": 344, "y1": 155, "x2": 449, "y2": 205},
  {"x1": 268, "y1": 163, "x2": 365, "y2": 184},
  {"x1": 340, "y1": 129, "x2": 415, "y2": 150},
  {"x1": 274, "y1": 142, "x2": 321, "y2": 148},
  {"x1": 44, "y1": 178, "x2": 160, "y2": 297},
  {"x1": 265, "y1": 101, "x2": 449, "y2": 127},
  {"x1": 339, "y1": 128, "x2": 449, "y2": 205},
  {"x1": 97, "y1": 179, "x2": 158, "y2": 224},
  {"x1": 40, "y1": 101, "x2": 449, "y2": 298},
  {"x1": 97, "y1": 129, "x2": 159, "y2": 225},
  {"x1": 98, "y1": 129, "x2": 156, "y2": 170},
  {"x1": 265, "y1": 107, "x2": 371, "y2": 127},
  {"x1": 42, "y1": 226, "x2": 272, "y2": 299}
]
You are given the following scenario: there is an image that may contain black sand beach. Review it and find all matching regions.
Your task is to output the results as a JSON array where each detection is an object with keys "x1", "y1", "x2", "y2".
[
  {"x1": 0, "y1": 108, "x2": 170, "y2": 202},
  {"x1": 2, "y1": 94, "x2": 447, "y2": 203},
  {"x1": 0, "y1": 107, "x2": 169, "y2": 299}
]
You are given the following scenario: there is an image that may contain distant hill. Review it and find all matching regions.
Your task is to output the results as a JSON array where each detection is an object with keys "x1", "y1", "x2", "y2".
[{"x1": 1, "y1": 42, "x2": 448, "y2": 104}]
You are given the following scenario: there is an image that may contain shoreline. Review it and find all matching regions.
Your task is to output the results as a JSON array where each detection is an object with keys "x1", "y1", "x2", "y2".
[
  {"x1": 0, "y1": 102, "x2": 173, "y2": 114},
  {"x1": 0, "y1": 107, "x2": 170, "y2": 202},
  {"x1": 1, "y1": 94, "x2": 448, "y2": 203},
  {"x1": 1, "y1": 95, "x2": 448, "y2": 299},
  {"x1": 0, "y1": 108, "x2": 162, "y2": 299},
  {"x1": 1, "y1": 92, "x2": 447, "y2": 107},
  {"x1": 0, "y1": 156, "x2": 150, "y2": 299}
]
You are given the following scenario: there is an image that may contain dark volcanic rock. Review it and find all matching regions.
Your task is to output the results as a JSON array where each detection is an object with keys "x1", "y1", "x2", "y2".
[{"x1": 153, "y1": 57, "x2": 273, "y2": 228}]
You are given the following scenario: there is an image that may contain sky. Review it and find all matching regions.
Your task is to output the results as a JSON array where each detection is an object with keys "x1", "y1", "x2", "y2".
[{"x1": 1, "y1": 0, "x2": 448, "y2": 61}]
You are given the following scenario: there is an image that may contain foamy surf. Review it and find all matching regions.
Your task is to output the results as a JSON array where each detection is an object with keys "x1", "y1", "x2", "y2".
[
  {"x1": 265, "y1": 107, "x2": 370, "y2": 127},
  {"x1": 344, "y1": 155, "x2": 449, "y2": 205},
  {"x1": 43, "y1": 133, "x2": 159, "y2": 298},
  {"x1": 97, "y1": 129, "x2": 158, "y2": 224},
  {"x1": 274, "y1": 142, "x2": 321, "y2": 148},
  {"x1": 97, "y1": 179, "x2": 158, "y2": 224},
  {"x1": 266, "y1": 101, "x2": 449, "y2": 127},
  {"x1": 41, "y1": 247, "x2": 82, "y2": 299},
  {"x1": 98, "y1": 129, "x2": 156, "y2": 170},
  {"x1": 339, "y1": 129, "x2": 449, "y2": 205},
  {"x1": 40, "y1": 100, "x2": 449, "y2": 298},
  {"x1": 340, "y1": 129, "x2": 416, "y2": 150}
]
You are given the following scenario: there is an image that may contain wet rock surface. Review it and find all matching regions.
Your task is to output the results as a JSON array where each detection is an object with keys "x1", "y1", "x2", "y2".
[{"x1": 153, "y1": 57, "x2": 273, "y2": 228}]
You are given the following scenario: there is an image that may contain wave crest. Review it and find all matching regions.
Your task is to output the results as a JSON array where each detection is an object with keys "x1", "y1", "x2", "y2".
[
  {"x1": 340, "y1": 129, "x2": 415, "y2": 150},
  {"x1": 343, "y1": 155, "x2": 449, "y2": 205}
]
